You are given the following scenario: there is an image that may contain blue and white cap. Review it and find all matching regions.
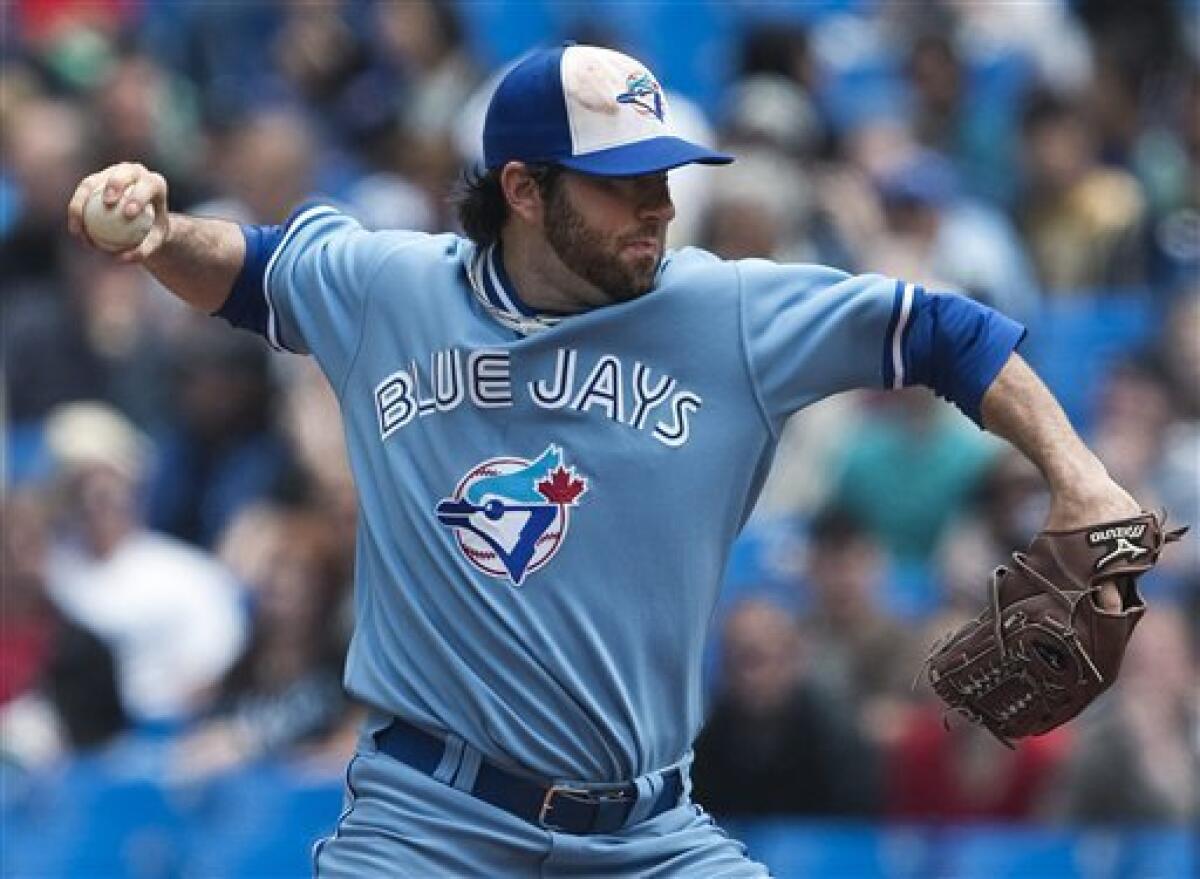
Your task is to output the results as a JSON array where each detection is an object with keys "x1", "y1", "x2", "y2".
[{"x1": 483, "y1": 44, "x2": 734, "y2": 177}]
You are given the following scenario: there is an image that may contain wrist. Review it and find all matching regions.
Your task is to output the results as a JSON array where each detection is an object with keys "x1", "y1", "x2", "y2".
[
  {"x1": 158, "y1": 210, "x2": 181, "y2": 249},
  {"x1": 1046, "y1": 465, "x2": 1142, "y2": 528},
  {"x1": 1044, "y1": 453, "x2": 1109, "y2": 498}
]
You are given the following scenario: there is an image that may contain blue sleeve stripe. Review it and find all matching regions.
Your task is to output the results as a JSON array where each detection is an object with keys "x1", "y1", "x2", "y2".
[
  {"x1": 262, "y1": 204, "x2": 340, "y2": 350},
  {"x1": 883, "y1": 280, "x2": 917, "y2": 389},
  {"x1": 892, "y1": 281, "x2": 917, "y2": 388},
  {"x1": 898, "y1": 283, "x2": 922, "y2": 387}
]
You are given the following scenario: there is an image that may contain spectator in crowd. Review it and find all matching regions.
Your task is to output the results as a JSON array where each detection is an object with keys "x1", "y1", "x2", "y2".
[
  {"x1": 948, "y1": 0, "x2": 1093, "y2": 96},
  {"x1": 137, "y1": 1, "x2": 286, "y2": 125},
  {"x1": 271, "y1": 0, "x2": 373, "y2": 121},
  {"x1": 145, "y1": 319, "x2": 294, "y2": 548},
  {"x1": 1017, "y1": 89, "x2": 1148, "y2": 292},
  {"x1": 1, "y1": 96, "x2": 112, "y2": 425},
  {"x1": 1156, "y1": 292, "x2": 1200, "y2": 421},
  {"x1": 1150, "y1": 294, "x2": 1200, "y2": 545},
  {"x1": 906, "y1": 30, "x2": 1017, "y2": 205},
  {"x1": 886, "y1": 663, "x2": 1072, "y2": 821},
  {"x1": 174, "y1": 504, "x2": 351, "y2": 780},
  {"x1": 828, "y1": 389, "x2": 998, "y2": 563},
  {"x1": 278, "y1": 358, "x2": 353, "y2": 496},
  {"x1": 1075, "y1": 0, "x2": 1188, "y2": 165},
  {"x1": 692, "y1": 599, "x2": 879, "y2": 818},
  {"x1": 89, "y1": 46, "x2": 205, "y2": 207},
  {"x1": 42, "y1": 402, "x2": 248, "y2": 726},
  {"x1": 699, "y1": 148, "x2": 813, "y2": 262},
  {"x1": 373, "y1": 0, "x2": 478, "y2": 229},
  {"x1": 1154, "y1": 63, "x2": 1200, "y2": 289},
  {"x1": 1, "y1": 96, "x2": 89, "y2": 288},
  {"x1": 277, "y1": 357, "x2": 360, "y2": 608},
  {"x1": 266, "y1": 1, "x2": 433, "y2": 235},
  {"x1": 1089, "y1": 359, "x2": 1175, "y2": 503},
  {"x1": 1088, "y1": 357, "x2": 1198, "y2": 585},
  {"x1": 1, "y1": 490, "x2": 127, "y2": 767},
  {"x1": 747, "y1": 393, "x2": 865, "y2": 519},
  {"x1": 721, "y1": 74, "x2": 824, "y2": 164},
  {"x1": 797, "y1": 507, "x2": 924, "y2": 746},
  {"x1": 1048, "y1": 607, "x2": 1197, "y2": 824},
  {"x1": 866, "y1": 149, "x2": 1041, "y2": 322},
  {"x1": 937, "y1": 449, "x2": 1048, "y2": 612},
  {"x1": 202, "y1": 106, "x2": 320, "y2": 226},
  {"x1": 736, "y1": 21, "x2": 819, "y2": 99},
  {"x1": 61, "y1": 252, "x2": 180, "y2": 429}
]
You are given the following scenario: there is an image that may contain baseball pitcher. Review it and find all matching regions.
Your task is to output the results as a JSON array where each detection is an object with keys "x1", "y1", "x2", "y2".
[{"x1": 68, "y1": 44, "x2": 1181, "y2": 877}]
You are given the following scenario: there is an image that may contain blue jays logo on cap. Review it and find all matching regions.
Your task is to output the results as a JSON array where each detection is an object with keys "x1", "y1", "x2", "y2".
[
  {"x1": 616, "y1": 72, "x2": 664, "y2": 122},
  {"x1": 435, "y1": 446, "x2": 588, "y2": 586}
]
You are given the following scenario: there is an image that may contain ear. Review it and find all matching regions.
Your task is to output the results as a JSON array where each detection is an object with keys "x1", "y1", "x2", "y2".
[{"x1": 499, "y1": 162, "x2": 544, "y2": 225}]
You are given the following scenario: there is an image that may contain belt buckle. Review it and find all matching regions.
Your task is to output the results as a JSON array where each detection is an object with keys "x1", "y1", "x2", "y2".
[
  {"x1": 538, "y1": 784, "x2": 591, "y2": 831},
  {"x1": 538, "y1": 784, "x2": 632, "y2": 832}
]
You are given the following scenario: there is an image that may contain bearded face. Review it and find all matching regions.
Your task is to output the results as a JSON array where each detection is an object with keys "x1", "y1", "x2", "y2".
[{"x1": 541, "y1": 172, "x2": 671, "y2": 304}]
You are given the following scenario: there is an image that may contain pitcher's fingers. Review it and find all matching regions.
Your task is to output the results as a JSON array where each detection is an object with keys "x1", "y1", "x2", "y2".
[
  {"x1": 1095, "y1": 580, "x2": 1122, "y2": 612},
  {"x1": 121, "y1": 172, "x2": 164, "y2": 220},
  {"x1": 66, "y1": 173, "x2": 105, "y2": 239},
  {"x1": 101, "y1": 163, "x2": 145, "y2": 206}
]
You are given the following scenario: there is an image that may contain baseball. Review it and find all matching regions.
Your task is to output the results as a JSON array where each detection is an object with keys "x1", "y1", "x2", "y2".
[{"x1": 83, "y1": 187, "x2": 155, "y2": 252}]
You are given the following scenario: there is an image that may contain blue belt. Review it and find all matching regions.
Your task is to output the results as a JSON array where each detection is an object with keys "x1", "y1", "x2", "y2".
[{"x1": 373, "y1": 718, "x2": 684, "y2": 835}]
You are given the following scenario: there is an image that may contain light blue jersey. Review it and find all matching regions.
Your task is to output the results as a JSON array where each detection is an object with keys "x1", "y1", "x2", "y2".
[{"x1": 222, "y1": 205, "x2": 1023, "y2": 785}]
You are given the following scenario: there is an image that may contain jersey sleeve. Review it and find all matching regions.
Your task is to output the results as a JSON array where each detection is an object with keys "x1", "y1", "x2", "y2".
[
  {"x1": 738, "y1": 259, "x2": 1026, "y2": 430},
  {"x1": 215, "y1": 204, "x2": 389, "y2": 390}
]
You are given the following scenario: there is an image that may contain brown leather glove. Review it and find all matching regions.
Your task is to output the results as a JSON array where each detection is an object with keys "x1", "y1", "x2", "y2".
[{"x1": 923, "y1": 511, "x2": 1187, "y2": 747}]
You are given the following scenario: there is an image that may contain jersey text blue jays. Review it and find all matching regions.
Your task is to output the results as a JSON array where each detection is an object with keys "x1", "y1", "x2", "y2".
[{"x1": 374, "y1": 347, "x2": 702, "y2": 447}]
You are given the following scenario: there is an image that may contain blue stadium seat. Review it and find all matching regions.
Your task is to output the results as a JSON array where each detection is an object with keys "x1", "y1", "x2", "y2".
[
  {"x1": 3, "y1": 756, "x2": 185, "y2": 879},
  {"x1": 7, "y1": 755, "x2": 1194, "y2": 878},
  {"x1": 730, "y1": 820, "x2": 937, "y2": 879},
  {"x1": 181, "y1": 762, "x2": 342, "y2": 879}
]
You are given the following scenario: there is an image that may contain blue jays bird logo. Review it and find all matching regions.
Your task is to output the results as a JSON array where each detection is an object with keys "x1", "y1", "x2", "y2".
[
  {"x1": 616, "y1": 72, "x2": 664, "y2": 122},
  {"x1": 435, "y1": 446, "x2": 588, "y2": 586}
]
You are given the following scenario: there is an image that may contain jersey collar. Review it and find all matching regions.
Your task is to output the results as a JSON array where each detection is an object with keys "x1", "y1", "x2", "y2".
[{"x1": 466, "y1": 243, "x2": 564, "y2": 336}]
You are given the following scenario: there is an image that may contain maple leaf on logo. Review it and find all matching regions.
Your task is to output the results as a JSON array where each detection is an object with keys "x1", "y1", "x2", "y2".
[{"x1": 537, "y1": 466, "x2": 587, "y2": 505}]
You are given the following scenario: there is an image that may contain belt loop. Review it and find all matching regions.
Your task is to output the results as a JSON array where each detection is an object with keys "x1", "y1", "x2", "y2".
[
  {"x1": 452, "y1": 741, "x2": 483, "y2": 792},
  {"x1": 432, "y1": 734, "x2": 464, "y2": 784},
  {"x1": 622, "y1": 773, "x2": 662, "y2": 828}
]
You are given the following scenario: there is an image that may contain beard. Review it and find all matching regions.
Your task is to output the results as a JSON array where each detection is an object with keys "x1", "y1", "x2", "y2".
[{"x1": 542, "y1": 186, "x2": 663, "y2": 303}]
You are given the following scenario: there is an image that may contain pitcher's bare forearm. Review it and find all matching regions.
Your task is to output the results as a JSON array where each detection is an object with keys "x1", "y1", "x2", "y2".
[
  {"x1": 980, "y1": 352, "x2": 1138, "y2": 528},
  {"x1": 145, "y1": 214, "x2": 245, "y2": 313},
  {"x1": 981, "y1": 354, "x2": 1105, "y2": 491}
]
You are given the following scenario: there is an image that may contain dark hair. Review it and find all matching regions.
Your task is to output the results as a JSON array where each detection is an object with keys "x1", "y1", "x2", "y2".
[
  {"x1": 807, "y1": 505, "x2": 871, "y2": 548},
  {"x1": 427, "y1": 0, "x2": 466, "y2": 54},
  {"x1": 1021, "y1": 89, "x2": 1079, "y2": 135},
  {"x1": 452, "y1": 164, "x2": 564, "y2": 247},
  {"x1": 738, "y1": 22, "x2": 810, "y2": 80}
]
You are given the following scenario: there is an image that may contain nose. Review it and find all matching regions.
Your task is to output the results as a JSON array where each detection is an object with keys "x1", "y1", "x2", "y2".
[{"x1": 636, "y1": 175, "x2": 675, "y2": 224}]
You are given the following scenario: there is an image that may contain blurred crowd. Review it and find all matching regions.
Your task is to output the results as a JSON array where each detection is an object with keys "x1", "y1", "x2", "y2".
[{"x1": 2, "y1": 0, "x2": 1197, "y2": 833}]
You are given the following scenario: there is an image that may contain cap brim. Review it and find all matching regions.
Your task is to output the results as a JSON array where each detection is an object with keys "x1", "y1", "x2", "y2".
[{"x1": 557, "y1": 136, "x2": 734, "y2": 177}]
